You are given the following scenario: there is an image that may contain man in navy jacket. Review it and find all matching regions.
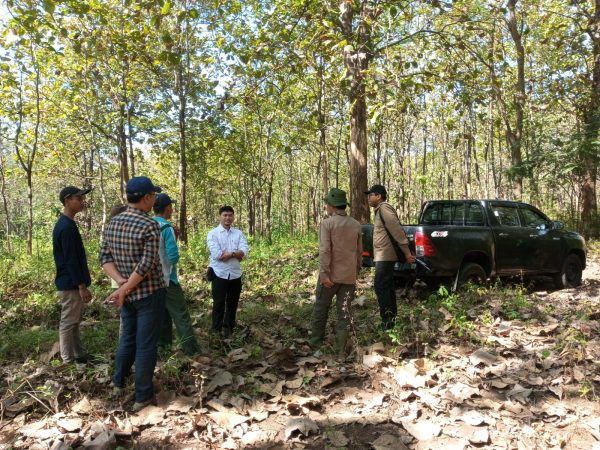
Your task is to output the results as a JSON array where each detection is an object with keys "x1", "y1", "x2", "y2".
[{"x1": 52, "y1": 185, "x2": 92, "y2": 363}]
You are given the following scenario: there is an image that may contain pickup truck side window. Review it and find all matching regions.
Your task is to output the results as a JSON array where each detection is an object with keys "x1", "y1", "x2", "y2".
[
  {"x1": 520, "y1": 207, "x2": 552, "y2": 230},
  {"x1": 491, "y1": 205, "x2": 520, "y2": 227},
  {"x1": 451, "y1": 203, "x2": 466, "y2": 225},
  {"x1": 465, "y1": 204, "x2": 485, "y2": 226},
  {"x1": 422, "y1": 203, "x2": 453, "y2": 225}
]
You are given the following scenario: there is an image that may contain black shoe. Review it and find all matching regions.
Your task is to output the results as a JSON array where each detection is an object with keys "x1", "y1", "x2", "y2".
[
  {"x1": 221, "y1": 327, "x2": 232, "y2": 338},
  {"x1": 75, "y1": 354, "x2": 102, "y2": 364}
]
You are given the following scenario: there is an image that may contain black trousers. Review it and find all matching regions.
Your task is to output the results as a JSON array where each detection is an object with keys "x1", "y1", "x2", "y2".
[
  {"x1": 375, "y1": 261, "x2": 396, "y2": 330},
  {"x1": 211, "y1": 275, "x2": 242, "y2": 332}
]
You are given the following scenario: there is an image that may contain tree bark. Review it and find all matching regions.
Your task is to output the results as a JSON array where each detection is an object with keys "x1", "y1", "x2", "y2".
[
  {"x1": 580, "y1": 0, "x2": 600, "y2": 238},
  {"x1": 0, "y1": 156, "x2": 11, "y2": 254},
  {"x1": 116, "y1": 100, "x2": 129, "y2": 200},
  {"x1": 318, "y1": 56, "x2": 329, "y2": 196},
  {"x1": 13, "y1": 44, "x2": 40, "y2": 256},
  {"x1": 505, "y1": 0, "x2": 526, "y2": 199},
  {"x1": 176, "y1": 62, "x2": 188, "y2": 244},
  {"x1": 340, "y1": 0, "x2": 375, "y2": 223}
]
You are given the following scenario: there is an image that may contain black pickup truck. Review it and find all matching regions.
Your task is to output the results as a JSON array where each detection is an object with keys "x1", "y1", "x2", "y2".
[{"x1": 362, "y1": 200, "x2": 586, "y2": 290}]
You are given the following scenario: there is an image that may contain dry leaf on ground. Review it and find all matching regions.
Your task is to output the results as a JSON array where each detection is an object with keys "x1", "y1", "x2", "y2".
[
  {"x1": 208, "y1": 411, "x2": 249, "y2": 430},
  {"x1": 284, "y1": 417, "x2": 319, "y2": 440},
  {"x1": 401, "y1": 419, "x2": 442, "y2": 441},
  {"x1": 372, "y1": 434, "x2": 409, "y2": 450}
]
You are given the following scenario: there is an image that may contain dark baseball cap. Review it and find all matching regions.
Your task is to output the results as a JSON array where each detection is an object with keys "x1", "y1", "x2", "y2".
[
  {"x1": 59, "y1": 186, "x2": 92, "y2": 204},
  {"x1": 364, "y1": 184, "x2": 387, "y2": 197},
  {"x1": 125, "y1": 176, "x2": 162, "y2": 195},
  {"x1": 154, "y1": 193, "x2": 176, "y2": 209}
]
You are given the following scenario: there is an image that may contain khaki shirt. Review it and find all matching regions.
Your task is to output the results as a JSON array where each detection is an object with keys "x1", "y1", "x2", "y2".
[
  {"x1": 373, "y1": 202, "x2": 411, "y2": 262},
  {"x1": 319, "y1": 211, "x2": 363, "y2": 284}
]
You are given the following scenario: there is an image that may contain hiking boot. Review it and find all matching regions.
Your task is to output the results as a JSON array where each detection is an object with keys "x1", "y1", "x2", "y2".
[
  {"x1": 111, "y1": 385, "x2": 125, "y2": 399},
  {"x1": 132, "y1": 398, "x2": 154, "y2": 412},
  {"x1": 335, "y1": 330, "x2": 350, "y2": 357}
]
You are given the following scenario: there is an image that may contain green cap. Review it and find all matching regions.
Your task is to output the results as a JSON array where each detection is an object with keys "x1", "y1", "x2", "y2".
[{"x1": 324, "y1": 188, "x2": 350, "y2": 207}]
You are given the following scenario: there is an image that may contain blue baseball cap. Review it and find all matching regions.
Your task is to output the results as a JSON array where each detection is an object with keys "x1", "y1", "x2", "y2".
[
  {"x1": 154, "y1": 193, "x2": 176, "y2": 209},
  {"x1": 126, "y1": 176, "x2": 162, "y2": 195}
]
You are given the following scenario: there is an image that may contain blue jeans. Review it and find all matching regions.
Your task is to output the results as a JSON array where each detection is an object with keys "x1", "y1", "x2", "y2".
[{"x1": 113, "y1": 288, "x2": 166, "y2": 403}]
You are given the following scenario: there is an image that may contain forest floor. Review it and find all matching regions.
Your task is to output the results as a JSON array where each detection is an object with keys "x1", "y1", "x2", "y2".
[{"x1": 1, "y1": 246, "x2": 600, "y2": 450}]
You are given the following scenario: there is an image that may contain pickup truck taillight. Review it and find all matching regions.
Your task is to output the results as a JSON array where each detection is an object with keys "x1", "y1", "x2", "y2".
[
  {"x1": 415, "y1": 231, "x2": 435, "y2": 257},
  {"x1": 362, "y1": 251, "x2": 371, "y2": 257}
]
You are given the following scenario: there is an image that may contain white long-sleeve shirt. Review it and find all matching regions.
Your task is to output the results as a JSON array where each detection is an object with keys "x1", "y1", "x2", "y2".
[{"x1": 206, "y1": 224, "x2": 249, "y2": 280}]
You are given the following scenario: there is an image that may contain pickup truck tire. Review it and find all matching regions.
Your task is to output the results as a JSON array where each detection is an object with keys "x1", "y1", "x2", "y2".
[
  {"x1": 553, "y1": 254, "x2": 583, "y2": 289},
  {"x1": 457, "y1": 263, "x2": 487, "y2": 288}
]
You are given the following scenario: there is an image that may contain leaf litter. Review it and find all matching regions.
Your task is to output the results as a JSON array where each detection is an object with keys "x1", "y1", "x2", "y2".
[{"x1": 1, "y1": 255, "x2": 600, "y2": 448}]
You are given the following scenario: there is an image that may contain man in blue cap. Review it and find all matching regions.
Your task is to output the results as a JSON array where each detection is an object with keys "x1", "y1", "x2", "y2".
[
  {"x1": 153, "y1": 193, "x2": 200, "y2": 357},
  {"x1": 100, "y1": 176, "x2": 167, "y2": 412}
]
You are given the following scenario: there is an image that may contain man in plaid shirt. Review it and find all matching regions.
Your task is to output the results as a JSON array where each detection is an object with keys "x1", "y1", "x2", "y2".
[{"x1": 100, "y1": 176, "x2": 166, "y2": 411}]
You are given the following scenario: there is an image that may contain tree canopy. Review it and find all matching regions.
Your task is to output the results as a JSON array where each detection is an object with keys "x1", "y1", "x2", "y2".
[{"x1": 0, "y1": 0, "x2": 599, "y2": 250}]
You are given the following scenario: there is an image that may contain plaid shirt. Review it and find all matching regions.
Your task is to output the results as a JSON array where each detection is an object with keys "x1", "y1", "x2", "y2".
[{"x1": 99, "y1": 206, "x2": 166, "y2": 302}]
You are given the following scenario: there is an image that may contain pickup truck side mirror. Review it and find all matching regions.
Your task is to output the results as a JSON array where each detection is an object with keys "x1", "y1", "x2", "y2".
[{"x1": 552, "y1": 221, "x2": 565, "y2": 230}]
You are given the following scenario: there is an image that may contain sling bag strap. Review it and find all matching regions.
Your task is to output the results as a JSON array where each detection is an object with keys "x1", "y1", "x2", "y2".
[{"x1": 377, "y1": 207, "x2": 407, "y2": 263}]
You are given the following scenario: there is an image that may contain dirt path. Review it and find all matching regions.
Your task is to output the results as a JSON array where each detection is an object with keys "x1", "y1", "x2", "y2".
[{"x1": 1, "y1": 255, "x2": 600, "y2": 449}]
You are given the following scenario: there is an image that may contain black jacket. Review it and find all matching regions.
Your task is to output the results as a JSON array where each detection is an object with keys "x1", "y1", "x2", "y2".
[{"x1": 52, "y1": 214, "x2": 91, "y2": 291}]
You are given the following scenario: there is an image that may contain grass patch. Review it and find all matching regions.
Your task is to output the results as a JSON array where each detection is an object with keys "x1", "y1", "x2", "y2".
[{"x1": 1, "y1": 328, "x2": 58, "y2": 362}]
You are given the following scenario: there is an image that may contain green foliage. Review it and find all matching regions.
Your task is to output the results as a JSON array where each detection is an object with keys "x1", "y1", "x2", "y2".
[{"x1": 499, "y1": 285, "x2": 532, "y2": 320}]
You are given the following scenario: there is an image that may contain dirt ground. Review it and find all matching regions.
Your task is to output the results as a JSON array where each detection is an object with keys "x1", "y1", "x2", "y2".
[{"x1": 1, "y1": 254, "x2": 600, "y2": 450}]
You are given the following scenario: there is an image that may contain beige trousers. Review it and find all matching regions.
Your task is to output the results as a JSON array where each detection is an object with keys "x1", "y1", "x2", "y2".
[{"x1": 58, "y1": 290, "x2": 86, "y2": 362}]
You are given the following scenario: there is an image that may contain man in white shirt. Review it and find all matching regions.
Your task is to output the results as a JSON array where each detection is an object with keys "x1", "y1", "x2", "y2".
[{"x1": 206, "y1": 205, "x2": 249, "y2": 338}]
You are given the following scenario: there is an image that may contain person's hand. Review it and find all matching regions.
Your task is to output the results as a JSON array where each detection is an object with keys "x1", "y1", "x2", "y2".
[
  {"x1": 322, "y1": 278, "x2": 334, "y2": 288},
  {"x1": 116, "y1": 276, "x2": 128, "y2": 286},
  {"x1": 406, "y1": 254, "x2": 417, "y2": 264},
  {"x1": 219, "y1": 252, "x2": 232, "y2": 261},
  {"x1": 79, "y1": 286, "x2": 92, "y2": 303},
  {"x1": 105, "y1": 285, "x2": 129, "y2": 308}
]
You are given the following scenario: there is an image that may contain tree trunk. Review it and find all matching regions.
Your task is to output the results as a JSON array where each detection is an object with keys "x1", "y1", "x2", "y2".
[
  {"x1": 265, "y1": 169, "x2": 274, "y2": 244},
  {"x1": 117, "y1": 102, "x2": 129, "y2": 200},
  {"x1": 465, "y1": 120, "x2": 472, "y2": 198},
  {"x1": 288, "y1": 154, "x2": 294, "y2": 235},
  {"x1": 506, "y1": 0, "x2": 526, "y2": 199},
  {"x1": 340, "y1": 0, "x2": 374, "y2": 224},
  {"x1": 126, "y1": 103, "x2": 136, "y2": 178},
  {"x1": 580, "y1": 0, "x2": 600, "y2": 238},
  {"x1": 318, "y1": 56, "x2": 329, "y2": 196},
  {"x1": 97, "y1": 152, "x2": 108, "y2": 235},
  {"x1": 13, "y1": 44, "x2": 41, "y2": 256},
  {"x1": 176, "y1": 63, "x2": 188, "y2": 244},
  {"x1": 0, "y1": 156, "x2": 11, "y2": 254}
]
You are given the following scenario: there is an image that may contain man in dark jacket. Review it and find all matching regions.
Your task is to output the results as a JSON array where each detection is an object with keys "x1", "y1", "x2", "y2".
[
  {"x1": 366, "y1": 184, "x2": 416, "y2": 331},
  {"x1": 52, "y1": 185, "x2": 92, "y2": 363}
]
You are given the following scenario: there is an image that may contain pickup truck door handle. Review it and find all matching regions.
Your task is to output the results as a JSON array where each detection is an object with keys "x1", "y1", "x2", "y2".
[
  {"x1": 498, "y1": 233, "x2": 508, "y2": 237},
  {"x1": 529, "y1": 234, "x2": 538, "y2": 238}
]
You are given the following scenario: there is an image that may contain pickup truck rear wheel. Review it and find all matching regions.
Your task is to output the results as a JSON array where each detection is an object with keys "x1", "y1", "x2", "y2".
[
  {"x1": 457, "y1": 263, "x2": 487, "y2": 288},
  {"x1": 553, "y1": 254, "x2": 582, "y2": 289}
]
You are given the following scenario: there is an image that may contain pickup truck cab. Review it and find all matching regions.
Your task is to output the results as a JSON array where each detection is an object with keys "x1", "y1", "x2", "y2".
[{"x1": 362, "y1": 200, "x2": 586, "y2": 290}]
